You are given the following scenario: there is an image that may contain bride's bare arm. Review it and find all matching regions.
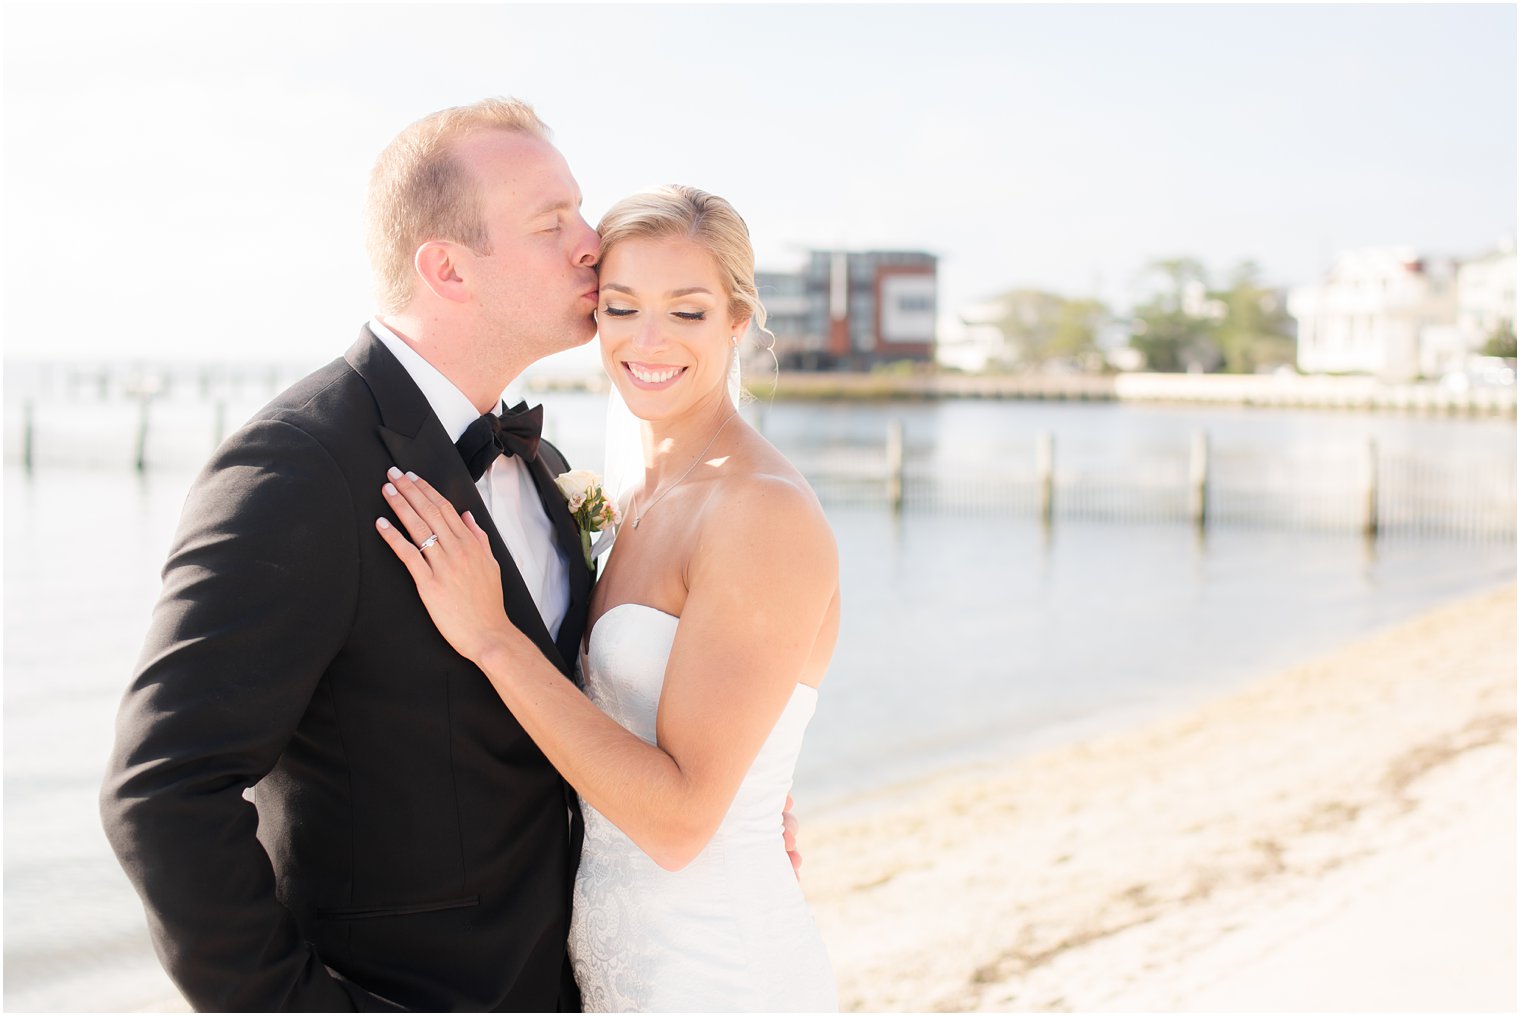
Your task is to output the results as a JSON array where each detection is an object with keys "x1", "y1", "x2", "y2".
[{"x1": 375, "y1": 467, "x2": 837, "y2": 871}]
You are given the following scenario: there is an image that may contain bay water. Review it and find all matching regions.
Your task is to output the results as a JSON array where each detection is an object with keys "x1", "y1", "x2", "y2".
[{"x1": 3, "y1": 386, "x2": 1514, "y2": 1010}]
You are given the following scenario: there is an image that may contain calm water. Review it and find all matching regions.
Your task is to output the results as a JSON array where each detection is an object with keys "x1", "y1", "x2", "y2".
[{"x1": 3, "y1": 387, "x2": 1515, "y2": 1010}]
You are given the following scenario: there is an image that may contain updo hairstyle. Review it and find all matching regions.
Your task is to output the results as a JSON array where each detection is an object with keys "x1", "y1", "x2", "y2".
[{"x1": 595, "y1": 185, "x2": 769, "y2": 340}]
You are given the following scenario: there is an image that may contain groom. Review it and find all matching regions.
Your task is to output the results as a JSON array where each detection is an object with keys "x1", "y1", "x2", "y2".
[{"x1": 100, "y1": 99, "x2": 604, "y2": 1011}]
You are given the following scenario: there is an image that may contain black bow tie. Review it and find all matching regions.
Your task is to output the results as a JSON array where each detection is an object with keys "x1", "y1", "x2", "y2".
[{"x1": 455, "y1": 401, "x2": 543, "y2": 481}]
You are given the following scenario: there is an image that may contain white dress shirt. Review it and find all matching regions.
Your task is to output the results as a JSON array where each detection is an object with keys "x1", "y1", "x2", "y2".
[{"x1": 370, "y1": 319, "x2": 570, "y2": 640}]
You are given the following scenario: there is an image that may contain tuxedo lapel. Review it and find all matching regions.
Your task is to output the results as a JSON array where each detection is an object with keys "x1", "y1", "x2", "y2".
[
  {"x1": 345, "y1": 328, "x2": 567, "y2": 675},
  {"x1": 524, "y1": 450, "x2": 593, "y2": 670}
]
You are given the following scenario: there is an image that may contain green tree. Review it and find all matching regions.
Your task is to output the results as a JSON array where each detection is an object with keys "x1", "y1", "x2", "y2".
[
  {"x1": 989, "y1": 290, "x2": 1107, "y2": 367},
  {"x1": 1482, "y1": 322, "x2": 1517, "y2": 358},
  {"x1": 1210, "y1": 261, "x2": 1297, "y2": 373},
  {"x1": 1145, "y1": 257, "x2": 1209, "y2": 314},
  {"x1": 1052, "y1": 298, "x2": 1107, "y2": 361},
  {"x1": 1131, "y1": 258, "x2": 1219, "y2": 372}
]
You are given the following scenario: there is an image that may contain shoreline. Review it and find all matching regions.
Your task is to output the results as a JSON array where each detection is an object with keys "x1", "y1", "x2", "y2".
[
  {"x1": 521, "y1": 369, "x2": 1519, "y2": 417},
  {"x1": 804, "y1": 583, "x2": 1517, "y2": 1011}
]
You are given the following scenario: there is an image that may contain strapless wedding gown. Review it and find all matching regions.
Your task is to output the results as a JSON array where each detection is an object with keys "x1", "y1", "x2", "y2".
[{"x1": 567, "y1": 603, "x2": 837, "y2": 1012}]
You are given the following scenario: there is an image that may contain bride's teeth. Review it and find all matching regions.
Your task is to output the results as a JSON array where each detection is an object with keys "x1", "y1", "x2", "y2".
[{"x1": 629, "y1": 364, "x2": 681, "y2": 384}]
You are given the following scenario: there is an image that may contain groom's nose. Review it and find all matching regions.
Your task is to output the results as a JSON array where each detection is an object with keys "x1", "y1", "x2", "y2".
[{"x1": 571, "y1": 216, "x2": 599, "y2": 268}]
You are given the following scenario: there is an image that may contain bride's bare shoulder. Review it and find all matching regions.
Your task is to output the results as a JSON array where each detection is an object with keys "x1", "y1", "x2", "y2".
[{"x1": 690, "y1": 442, "x2": 836, "y2": 584}]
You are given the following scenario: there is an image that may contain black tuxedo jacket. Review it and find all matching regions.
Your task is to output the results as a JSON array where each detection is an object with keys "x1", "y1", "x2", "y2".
[{"x1": 100, "y1": 328, "x2": 593, "y2": 1012}]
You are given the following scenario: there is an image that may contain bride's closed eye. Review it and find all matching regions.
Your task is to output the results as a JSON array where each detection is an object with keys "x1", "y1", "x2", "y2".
[{"x1": 600, "y1": 307, "x2": 706, "y2": 321}]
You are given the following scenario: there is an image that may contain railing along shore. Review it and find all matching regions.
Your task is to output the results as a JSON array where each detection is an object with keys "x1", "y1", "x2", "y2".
[
  {"x1": 795, "y1": 426, "x2": 1515, "y2": 542},
  {"x1": 6, "y1": 364, "x2": 1514, "y2": 542}
]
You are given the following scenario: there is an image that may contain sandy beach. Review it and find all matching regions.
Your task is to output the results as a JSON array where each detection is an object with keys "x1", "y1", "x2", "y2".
[
  {"x1": 68, "y1": 584, "x2": 1518, "y2": 1013},
  {"x1": 805, "y1": 583, "x2": 1517, "y2": 1012}
]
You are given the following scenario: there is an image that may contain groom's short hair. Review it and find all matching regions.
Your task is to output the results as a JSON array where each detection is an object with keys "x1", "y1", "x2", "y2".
[{"x1": 366, "y1": 97, "x2": 551, "y2": 314}]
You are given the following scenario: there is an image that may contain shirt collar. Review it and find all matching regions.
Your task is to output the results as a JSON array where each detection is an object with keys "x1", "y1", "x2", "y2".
[{"x1": 368, "y1": 317, "x2": 495, "y2": 444}]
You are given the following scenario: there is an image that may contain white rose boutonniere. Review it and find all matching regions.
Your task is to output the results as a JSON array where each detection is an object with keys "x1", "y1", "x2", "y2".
[{"x1": 555, "y1": 469, "x2": 621, "y2": 570}]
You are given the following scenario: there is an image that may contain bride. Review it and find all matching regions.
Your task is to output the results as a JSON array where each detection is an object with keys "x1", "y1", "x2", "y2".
[{"x1": 375, "y1": 185, "x2": 840, "y2": 1011}]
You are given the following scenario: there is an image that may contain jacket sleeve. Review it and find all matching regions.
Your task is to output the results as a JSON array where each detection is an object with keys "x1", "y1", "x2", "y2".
[{"x1": 99, "y1": 419, "x2": 398, "y2": 1012}]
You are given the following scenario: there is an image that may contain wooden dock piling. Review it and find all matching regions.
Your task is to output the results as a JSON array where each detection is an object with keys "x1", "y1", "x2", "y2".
[
  {"x1": 1189, "y1": 430, "x2": 1210, "y2": 530},
  {"x1": 133, "y1": 397, "x2": 150, "y2": 473},
  {"x1": 886, "y1": 420, "x2": 904, "y2": 513},
  {"x1": 23, "y1": 401, "x2": 35, "y2": 473},
  {"x1": 1363, "y1": 438, "x2": 1379, "y2": 538},
  {"x1": 1037, "y1": 431, "x2": 1055, "y2": 525}
]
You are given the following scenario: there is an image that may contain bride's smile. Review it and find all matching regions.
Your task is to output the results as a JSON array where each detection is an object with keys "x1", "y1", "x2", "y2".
[
  {"x1": 596, "y1": 234, "x2": 748, "y2": 426},
  {"x1": 622, "y1": 361, "x2": 687, "y2": 388}
]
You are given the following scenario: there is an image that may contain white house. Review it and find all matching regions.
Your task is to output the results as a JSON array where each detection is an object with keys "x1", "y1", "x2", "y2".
[
  {"x1": 1290, "y1": 247, "x2": 1457, "y2": 381},
  {"x1": 935, "y1": 300, "x2": 1012, "y2": 373},
  {"x1": 1456, "y1": 242, "x2": 1516, "y2": 346}
]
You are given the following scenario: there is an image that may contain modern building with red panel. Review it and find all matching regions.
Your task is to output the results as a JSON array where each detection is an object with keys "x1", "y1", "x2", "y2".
[{"x1": 756, "y1": 250, "x2": 938, "y2": 370}]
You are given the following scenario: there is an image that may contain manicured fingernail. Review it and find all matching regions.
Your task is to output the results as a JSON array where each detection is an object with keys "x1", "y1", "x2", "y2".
[
  {"x1": 378, "y1": 518, "x2": 391, "y2": 529},
  {"x1": 405, "y1": 471, "x2": 419, "y2": 482},
  {"x1": 387, "y1": 466, "x2": 402, "y2": 480},
  {"x1": 384, "y1": 483, "x2": 397, "y2": 497}
]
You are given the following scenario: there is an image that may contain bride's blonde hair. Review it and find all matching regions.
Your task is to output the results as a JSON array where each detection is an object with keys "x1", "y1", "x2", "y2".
[{"x1": 596, "y1": 185, "x2": 770, "y2": 341}]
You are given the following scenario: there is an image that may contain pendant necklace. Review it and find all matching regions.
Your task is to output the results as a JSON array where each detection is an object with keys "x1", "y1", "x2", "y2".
[{"x1": 629, "y1": 411, "x2": 737, "y2": 529}]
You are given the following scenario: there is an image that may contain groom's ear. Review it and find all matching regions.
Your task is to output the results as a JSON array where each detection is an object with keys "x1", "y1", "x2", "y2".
[{"x1": 413, "y1": 242, "x2": 471, "y2": 305}]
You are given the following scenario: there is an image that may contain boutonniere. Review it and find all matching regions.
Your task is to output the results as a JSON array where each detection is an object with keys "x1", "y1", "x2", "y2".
[{"x1": 554, "y1": 469, "x2": 621, "y2": 570}]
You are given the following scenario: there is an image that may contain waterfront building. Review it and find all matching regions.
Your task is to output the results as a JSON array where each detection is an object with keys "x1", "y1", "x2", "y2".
[
  {"x1": 1290, "y1": 244, "x2": 1516, "y2": 382},
  {"x1": 1290, "y1": 247, "x2": 1455, "y2": 380},
  {"x1": 755, "y1": 250, "x2": 938, "y2": 370},
  {"x1": 935, "y1": 298, "x2": 1016, "y2": 373},
  {"x1": 1455, "y1": 243, "x2": 1516, "y2": 347}
]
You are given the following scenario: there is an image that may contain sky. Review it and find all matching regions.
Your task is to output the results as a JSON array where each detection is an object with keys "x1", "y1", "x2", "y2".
[{"x1": 2, "y1": 2, "x2": 1515, "y2": 370}]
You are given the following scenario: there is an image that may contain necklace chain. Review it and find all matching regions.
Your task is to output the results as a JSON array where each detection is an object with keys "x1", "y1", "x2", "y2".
[{"x1": 629, "y1": 412, "x2": 737, "y2": 529}]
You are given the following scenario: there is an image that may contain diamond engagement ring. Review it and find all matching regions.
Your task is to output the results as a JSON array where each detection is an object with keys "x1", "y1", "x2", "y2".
[{"x1": 418, "y1": 534, "x2": 441, "y2": 551}]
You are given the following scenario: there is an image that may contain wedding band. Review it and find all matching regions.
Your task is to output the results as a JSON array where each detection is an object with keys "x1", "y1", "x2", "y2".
[{"x1": 418, "y1": 534, "x2": 441, "y2": 551}]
